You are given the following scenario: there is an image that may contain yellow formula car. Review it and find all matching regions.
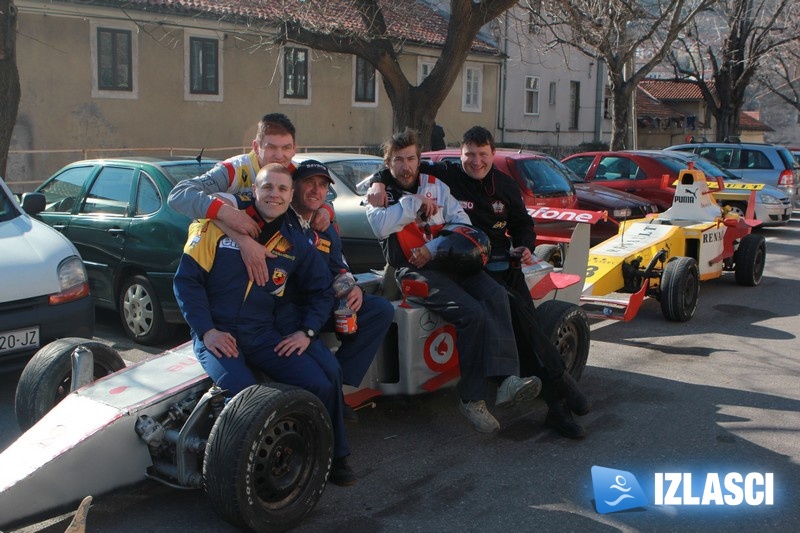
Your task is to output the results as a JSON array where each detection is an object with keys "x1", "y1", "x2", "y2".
[{"x1": 580, "y1": 164, "x2": 766, "y2": 322}]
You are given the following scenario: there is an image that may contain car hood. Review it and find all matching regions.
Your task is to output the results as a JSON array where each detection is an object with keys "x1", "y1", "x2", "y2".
[
  {"x1": 0, "y1": 215, "x2": 79, "y2": 302},
  {"x1": 574, "y1": 183, "x2": 653, "y2": 207}
]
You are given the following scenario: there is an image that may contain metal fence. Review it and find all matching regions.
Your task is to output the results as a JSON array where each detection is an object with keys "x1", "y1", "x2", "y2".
[
  {"x1": 5, "y1": 145, "x2": 383, "y2": 193},
  {"x1": 5, "y1": 143, "x2": 584, "y2": 193}
]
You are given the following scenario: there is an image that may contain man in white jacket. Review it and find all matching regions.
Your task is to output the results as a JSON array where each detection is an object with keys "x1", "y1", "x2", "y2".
[{"x1": 365, "y1": 128, "x2": 540, "y2": 434}]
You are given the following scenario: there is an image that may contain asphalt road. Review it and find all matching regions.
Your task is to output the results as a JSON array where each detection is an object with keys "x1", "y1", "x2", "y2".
[{"x1": 2, "y1": 217, "x2": 799, "y2": 532}]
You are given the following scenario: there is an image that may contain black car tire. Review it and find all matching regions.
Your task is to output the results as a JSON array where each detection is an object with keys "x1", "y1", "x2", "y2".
[
  {"x1": 659, "y1": 257, "x2": 699, "y2": 322},
  {"x1": 534, "y1": 244, "x2": 564, "y2": 268},
  {"x1": 119, "y1": 274, "x2": 175, "y2": 345},
  {"x1": 536, "y1": 300, "x2": 590, "y2": 381},
  {"x1": 734, "y1": 234, "x2": 766, "y2": 287},
  {"x1": 204, "y1": 384, "x2": 333, "y2": 532},
  {"x1": 15, "y1": 338, "x2": 126, "y2": 431}
]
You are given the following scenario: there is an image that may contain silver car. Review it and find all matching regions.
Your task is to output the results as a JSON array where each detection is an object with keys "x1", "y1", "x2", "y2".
[
  {"x1": 661, "y1": 150, "x2": 793, "y2": 226},
  {"x1": 667, "y1": 142, "x2": 799, "y2": 207}
]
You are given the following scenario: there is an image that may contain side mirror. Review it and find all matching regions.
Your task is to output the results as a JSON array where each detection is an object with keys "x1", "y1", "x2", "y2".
[{"x1": 21, "y1": 192, "x2": 46, "y2": 215}]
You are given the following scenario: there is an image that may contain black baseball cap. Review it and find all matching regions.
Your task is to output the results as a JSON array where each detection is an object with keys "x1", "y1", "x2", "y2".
[{"x1": 293, "y1": 160, "x2": 335, "y2": 184}]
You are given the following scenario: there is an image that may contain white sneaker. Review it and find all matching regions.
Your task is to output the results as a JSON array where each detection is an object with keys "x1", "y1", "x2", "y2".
[
  {"x1": 495, "y1": 375, "x2": 542, "y2": 408},
  {"x1": 458, "y1": 400, "x2": 500, "y2": 433}
]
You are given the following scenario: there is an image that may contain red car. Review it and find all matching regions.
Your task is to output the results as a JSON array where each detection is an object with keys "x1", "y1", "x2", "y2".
[
  {"x1": 422, "y1": 149, "x2": 578, "y2": 209},
  {"x1": 561, "y1": 150, "x2": 793, "y2": 227},
  {"x1": 422, "y1": 149, "x2": 657, "y2": 245}
]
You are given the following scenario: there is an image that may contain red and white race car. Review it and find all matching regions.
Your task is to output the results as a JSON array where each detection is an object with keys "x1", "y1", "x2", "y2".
[{"x1": 0, "y1": 218, "x2": 596, "y2": 531}]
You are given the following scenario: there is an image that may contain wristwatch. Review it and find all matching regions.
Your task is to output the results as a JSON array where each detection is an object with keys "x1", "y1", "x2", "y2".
[{"x1": 302, "y1": 328, "x2": 317, "y2": 340}]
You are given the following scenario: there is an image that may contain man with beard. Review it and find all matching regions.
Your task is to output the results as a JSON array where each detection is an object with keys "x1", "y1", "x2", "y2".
[
  {"x1": 173, "y1": 163, "x2": 356, "y2": 485},
  {"x1": 368, "y1": 126, "x2": 591, "y2": 438},
  {"x1": 365, "y1": 128, "x2": 541, "y2": 434}
]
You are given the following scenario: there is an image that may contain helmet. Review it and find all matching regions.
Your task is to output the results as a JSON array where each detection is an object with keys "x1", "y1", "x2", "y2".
[{"x1": 428, "y1": 223, "x2": 491, "y2": 275}]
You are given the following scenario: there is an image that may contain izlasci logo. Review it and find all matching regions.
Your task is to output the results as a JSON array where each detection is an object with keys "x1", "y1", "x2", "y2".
[
  {"x1": 591, "y1": 466, "x2": 649, "y2": 514},
  {"x1": 592, "y1": 466, "x2": 775, "y2": 514}
]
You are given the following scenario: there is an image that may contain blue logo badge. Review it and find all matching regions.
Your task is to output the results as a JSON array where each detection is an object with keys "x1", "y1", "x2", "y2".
[{"x1": 592, "y1": 465, "x2": 649, "y2": 514}]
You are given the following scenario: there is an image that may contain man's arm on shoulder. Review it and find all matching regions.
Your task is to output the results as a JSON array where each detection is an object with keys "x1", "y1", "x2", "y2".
[
  {"x1": 168, "y1": 163, "x2": 232, "y2": 220},
  {"x1": 366, "y1": 193, "x2": 421, "y2": 240},
  {"x1": 438, "y1": 182, "x2": 471, "y2": 225}
]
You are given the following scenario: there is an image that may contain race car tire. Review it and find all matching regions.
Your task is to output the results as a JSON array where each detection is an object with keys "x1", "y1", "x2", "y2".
[
  {"x1": 537, "y1": 300, "x2": 590, "y2": 381},
  {"x1": 119, "y1": 274, "x2": 176, "y2": 346},
  {"x1": 204, "y1": 384, "x2": 333, "y2": 532},
  {"x1": 15, "y1": 338, "x2": 126, "y2": 431},
  {"x1": 734, "y1": 234, "x2": 766, "y2": 287},
  {"x1": 659, "y1": 257, "x2": 699, "y2": 322},
  {"x1": 534, "y1": 244, "x2": 564, "y2": 268}
]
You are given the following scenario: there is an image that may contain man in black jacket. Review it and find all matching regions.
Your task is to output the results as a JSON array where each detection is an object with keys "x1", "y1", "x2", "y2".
[{"x1": 368, "y1": 126, "x2": 591, "y2": 438}]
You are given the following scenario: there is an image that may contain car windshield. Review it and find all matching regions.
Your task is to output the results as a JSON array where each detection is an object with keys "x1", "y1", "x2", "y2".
[
  {"x1": 0, "y1": 181, "x2": 22, "y2": 223},
  {"x1": 324, "y1": 159, "x2": 385, "y2": 195},
  {"x1": 552, "y1": 158, "x2": 586, "y2": 184},
  {"x1": 515, "y1": 158, "x2": 574, "y2": 196},
  {"x1": 161, "y1": 162, "x2": 219, "y2": 184}
]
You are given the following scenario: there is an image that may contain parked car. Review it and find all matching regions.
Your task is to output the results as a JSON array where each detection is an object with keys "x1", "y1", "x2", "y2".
[
  {"x1": 790, "y1": 148, "x2": 800, "y2": 167},
  {"x1": 422, "y1": 149, "x2": 578, "y2": 208},
  {"x1": 422, "y1": 149, "x2": 654, "y2": 245},
  {"x1": 561, "y1": 150, "x2": 793, "y2": 226},
  {"x1": 666, "y1": 141, "x2": 799, "y2": 207},
  {"x1": 31, "y1": 157, "x2": 218, "y2": 345},
  {"x1": 292, "y1": 153, "x2": 387, "y2": 273},
  {"x1": 0, "y1": 177, "x2": 93, "y2": 371}
]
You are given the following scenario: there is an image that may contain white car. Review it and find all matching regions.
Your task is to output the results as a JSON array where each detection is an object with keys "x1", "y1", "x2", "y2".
[
  {"x1": 0, "y1": 177, "x2": 94, "y2": 371},
  {"x1": 292, "y1": 152, "x2": 386, "y2": 273}
]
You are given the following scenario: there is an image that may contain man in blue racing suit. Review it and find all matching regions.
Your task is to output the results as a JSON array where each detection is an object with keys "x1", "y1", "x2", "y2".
[
  {"x1": 277, "y1": 159, "x2": 394, "y2": 420},
  {"x1": 173, "y1": 163, "x2": 356, "y2": 485}
]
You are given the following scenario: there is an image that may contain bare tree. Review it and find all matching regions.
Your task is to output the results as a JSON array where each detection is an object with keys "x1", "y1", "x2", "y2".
[
  {"x1": 0, "y1": 0, "x2": 20, "y2": 177},
  {"x1": 525, "y1": 0, "x2": 713, "y2": 149},
  {"x1": 755, "y1": 7, "x2": 800, "y2": 114},
  {"x1": 667, "y1": 0, "x2": 797, "y2": 140},
  {"x1": 268, "y1": 0, "x2": 518, "y2": 148}
]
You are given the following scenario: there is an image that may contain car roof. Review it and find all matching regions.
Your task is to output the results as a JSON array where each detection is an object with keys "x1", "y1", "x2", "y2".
[
  {"x1": 427, "y1": 148, "x2": 552, "y2": 159},
  {"x1": 65, "y1": 156, "x2": 218, "y2": 166}
]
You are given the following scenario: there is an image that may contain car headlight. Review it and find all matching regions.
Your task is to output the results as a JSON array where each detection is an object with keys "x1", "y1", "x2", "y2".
[
  {"x1": 611, "y1": 207, "x2": 632, "y2": 218},
  {"x1": 50, "y1": 256, "x2": 91, "y2": 305},
  {"x1": 757, "y1": 193, "x2": 780, "y2": 205}
]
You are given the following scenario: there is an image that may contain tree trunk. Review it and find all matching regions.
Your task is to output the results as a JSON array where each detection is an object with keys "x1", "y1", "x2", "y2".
[
  {"x1": 607, "y1": 67, "x2": 633, "y2": 151},
  {"x1": 0, "y1": 0, "x2": 20, "y2": 178}
]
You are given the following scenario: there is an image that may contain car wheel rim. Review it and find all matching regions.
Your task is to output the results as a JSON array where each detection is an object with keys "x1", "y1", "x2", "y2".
[
  {"x1": 554, "y1": 319, "x2": 579, "y2": 369},
  {"x1": 255, "y1": 415, "x2": 316, "y2": 508},
  {"x1": 122, "y1": 283, "x2": 155, "y2": 335}
]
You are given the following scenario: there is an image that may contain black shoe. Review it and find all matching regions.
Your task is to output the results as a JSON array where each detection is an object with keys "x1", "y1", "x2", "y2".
[
  {"x1": 330, "y1": 457, "x2": 357, "y2": 486},
  {"x1": 555, "y1": 372, "x2": 591, "y2": 416},
  {"x1": 343, "y1": 403, "x2": 359, "y2": 423},
  {"x1": 545, "y1": 400, "x2": 587, "y2": 439}
]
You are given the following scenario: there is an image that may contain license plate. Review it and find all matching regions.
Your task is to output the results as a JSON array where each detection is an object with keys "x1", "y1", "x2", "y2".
[{"x1": 0, "y1": 327, "x2": 40, "y2": 355}]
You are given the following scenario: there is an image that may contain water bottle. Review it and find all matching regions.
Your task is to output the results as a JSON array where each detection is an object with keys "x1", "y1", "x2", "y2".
[{"x1": 332, "y1": 269, "x2": 358, "y2": 338}]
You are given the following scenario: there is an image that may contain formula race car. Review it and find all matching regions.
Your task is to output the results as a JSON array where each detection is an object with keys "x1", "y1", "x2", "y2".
[
  {"x1": 0, "y1": 221, "x2": 594, "y2": 532},
  {"x1": 580, "y1": 164, "x2": 766, "y2": 322}
]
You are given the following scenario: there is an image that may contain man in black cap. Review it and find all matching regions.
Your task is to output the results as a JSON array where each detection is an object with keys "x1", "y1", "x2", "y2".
[{"x1": 278, "y1": 160, "x2": 395, "y2": 422}]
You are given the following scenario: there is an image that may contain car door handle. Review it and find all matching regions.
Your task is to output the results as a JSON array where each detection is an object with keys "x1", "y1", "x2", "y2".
[
  {"x1": 107, "y1": 228, "x2": 126, "y2": 237},
  {"x1": 52, "y1": 224, "x2": 66, "y2": 232}
]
